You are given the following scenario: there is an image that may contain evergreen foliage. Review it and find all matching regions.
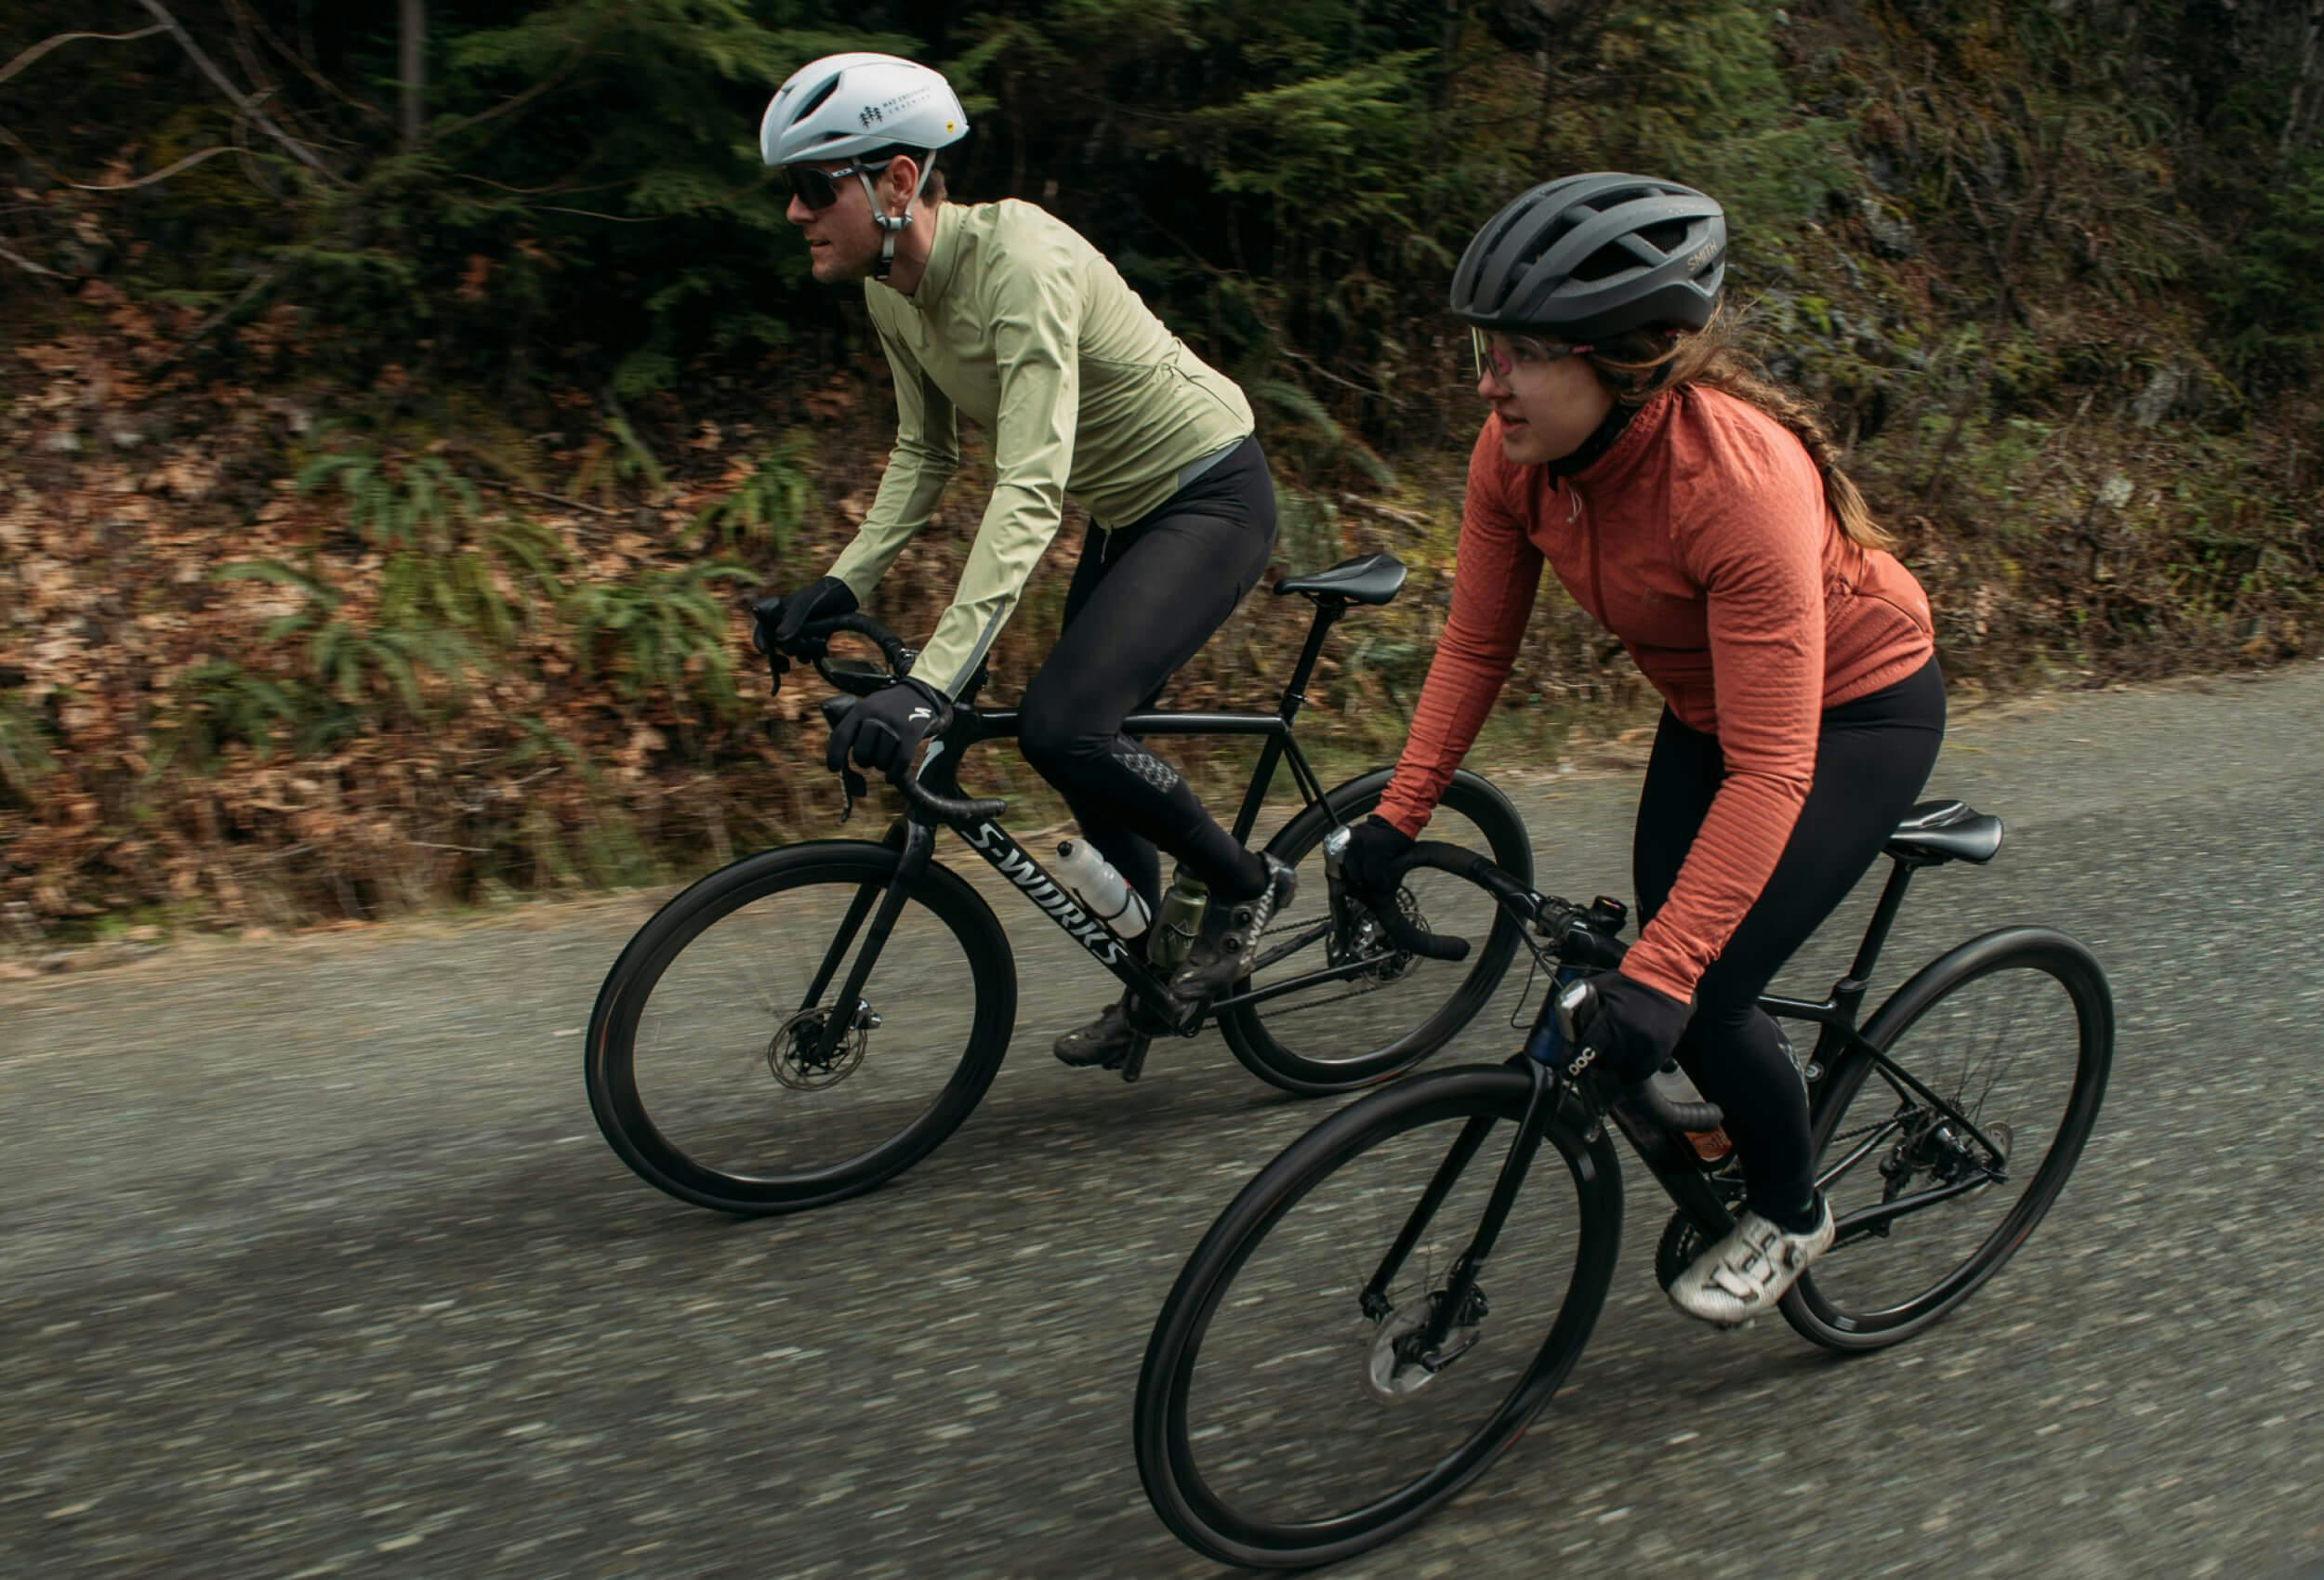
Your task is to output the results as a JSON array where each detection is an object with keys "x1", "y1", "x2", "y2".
[{"x1": 3, "y1": 0, "x2": 2320, "y2": 928}]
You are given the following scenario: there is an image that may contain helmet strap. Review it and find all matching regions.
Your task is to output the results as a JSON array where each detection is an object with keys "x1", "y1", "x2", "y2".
[{"x1": 861, "y1": 156, "x2": 941, "y2": 283}]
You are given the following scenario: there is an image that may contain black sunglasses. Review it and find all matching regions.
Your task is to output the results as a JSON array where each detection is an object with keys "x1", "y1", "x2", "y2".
[{"x1": 784, "y1": 159, "x2": 890, "y2": 211}]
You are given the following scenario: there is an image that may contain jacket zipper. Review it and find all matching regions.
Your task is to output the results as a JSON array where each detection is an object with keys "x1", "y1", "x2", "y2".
[{"x1": 1572, "y1": 482, "x2": 1608, "y2": 626}]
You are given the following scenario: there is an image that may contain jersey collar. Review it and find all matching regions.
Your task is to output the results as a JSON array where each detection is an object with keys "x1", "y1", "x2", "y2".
[{"x1": 903, "y1": 200, "x2": 963, "y2": 311}]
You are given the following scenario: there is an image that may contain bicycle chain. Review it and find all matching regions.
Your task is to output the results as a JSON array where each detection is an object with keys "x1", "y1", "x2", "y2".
[{"x1": 1245, "y1": 910, "x2": 1421, "y2": 1022}]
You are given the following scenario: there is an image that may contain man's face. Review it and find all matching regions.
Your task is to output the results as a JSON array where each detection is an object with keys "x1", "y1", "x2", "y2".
[{"x1": 786, "y1": 159, "x2": 893, "y2": 283}]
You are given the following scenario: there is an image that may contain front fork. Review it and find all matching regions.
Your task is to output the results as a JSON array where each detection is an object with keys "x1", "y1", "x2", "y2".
[
  {"x1": 1360, "y1": 1057, "x2": 1558, "y2": 1362},
  {"x1": 800, "y1": 816, "x2": 934, "y2": 1064}
]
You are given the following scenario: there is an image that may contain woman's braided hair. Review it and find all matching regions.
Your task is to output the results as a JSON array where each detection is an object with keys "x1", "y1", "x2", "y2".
[{"x1": 1590, "y1": 307, "x2": 1894, "y2": 553}]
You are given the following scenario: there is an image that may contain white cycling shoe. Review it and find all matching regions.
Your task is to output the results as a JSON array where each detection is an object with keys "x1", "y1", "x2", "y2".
[{"x1": 1667, "y1": 1194, "x2": 1836, "y2": 1328}]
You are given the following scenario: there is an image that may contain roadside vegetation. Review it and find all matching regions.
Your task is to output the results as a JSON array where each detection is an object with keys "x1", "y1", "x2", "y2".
[{"x1": 3, "y1": 0, "x2": 2317, "y2": 934}]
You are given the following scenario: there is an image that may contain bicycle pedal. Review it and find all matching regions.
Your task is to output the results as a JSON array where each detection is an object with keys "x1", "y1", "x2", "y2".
[{"x1": 1116, "y1": 1037, "x2": 1153, "y2": 1083}]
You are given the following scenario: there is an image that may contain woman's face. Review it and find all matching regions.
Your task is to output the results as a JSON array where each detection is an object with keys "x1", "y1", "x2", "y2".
[{"x1": 1472, "y1": 330, "x2": 1616, "y2": 467}]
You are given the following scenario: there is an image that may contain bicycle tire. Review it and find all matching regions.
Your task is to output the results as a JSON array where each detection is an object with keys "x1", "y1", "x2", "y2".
[
  {"x1": 1136, "y1": 1063, "x2": 1622, "y2": 1568},
  {"x1": 1219, "y1": 770, "x2": 1534, "y2": 1095},
  {"x1": 586, "y1": 840, "x2": 1016, "y2": 1215},
  {"x1": 1780, "y1": 926, "x2": 2113, "y2": 1351}
]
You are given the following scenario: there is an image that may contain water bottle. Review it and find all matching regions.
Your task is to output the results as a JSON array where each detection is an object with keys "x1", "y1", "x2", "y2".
[
  {"x1": 1650, "y1": 1060, "x2": 1736, "y2": 1164},
  {"x1": 1147, "y1": 866, "x2": 1209, "y2": 968},
  {"x1": 1054, "y1": 839, "x2": 1152, "y2": 935}
]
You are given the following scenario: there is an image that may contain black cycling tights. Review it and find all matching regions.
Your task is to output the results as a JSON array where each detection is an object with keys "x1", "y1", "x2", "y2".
[
  {"x1": 1633, "y1": 658, "x2": 1947, "y2": 1228},
  {"x1": 1017, "y1": 436, "x2": 1278, "y2": 920}
]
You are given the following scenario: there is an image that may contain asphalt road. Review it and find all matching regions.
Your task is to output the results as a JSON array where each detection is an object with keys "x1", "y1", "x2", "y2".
[{"x1": 5, "y1": 661, "x2": 2322, "y2": 1579}]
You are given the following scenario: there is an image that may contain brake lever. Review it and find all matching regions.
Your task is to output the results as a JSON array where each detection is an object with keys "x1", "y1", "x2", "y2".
[{"x1": 838, "y1": 767, "x2": 867, "y2": 824}]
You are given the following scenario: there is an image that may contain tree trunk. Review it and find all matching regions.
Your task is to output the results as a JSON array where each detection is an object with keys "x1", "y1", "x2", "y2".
[
  {"x1": 2281, "y1": 2, "x2": 2324, "y2": 158},
  {"x1": 399, "y1": 0, "x2": 425, "y2": 151},
  {"x1": 1433, "y1": 0, "x2": 1467, "y2": 111}
]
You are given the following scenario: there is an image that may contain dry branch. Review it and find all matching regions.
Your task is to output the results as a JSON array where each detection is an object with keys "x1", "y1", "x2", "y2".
[
  {"x1": 0, "y1": 241, "x2": 66, "y2": 278},
  {"x1": 133, "y1": 0, "x2": 347, "y2": 186},
  {"x1": 0, "y1": 24, "x2": 166, "y2": 90}
]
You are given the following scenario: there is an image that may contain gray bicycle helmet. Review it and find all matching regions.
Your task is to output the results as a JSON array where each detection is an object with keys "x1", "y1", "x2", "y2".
[{"x1": 1450, "y1": 173, "x2": 1725, "y2": 341}]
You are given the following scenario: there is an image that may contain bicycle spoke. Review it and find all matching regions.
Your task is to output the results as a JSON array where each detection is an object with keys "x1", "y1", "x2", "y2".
[
  {"x1": 1141, "y1": 1070, "x2": 1618, "y2": 1565},
  {"x1": 600, "y1": 853, "x2": 1008, "y2": 1208},
  {"x1": 1812, "y1": 1113, "x2": 1907, "y2": 1195},
  {"x1": 1221, "y1": 785, "x2": 1529, "y2": 1089},
  {"x1": 1789, "y1": 940, "x2": 2107, "y2": 1344}
]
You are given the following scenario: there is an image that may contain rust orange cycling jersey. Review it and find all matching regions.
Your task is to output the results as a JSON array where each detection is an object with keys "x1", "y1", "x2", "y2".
[{"x1": 1377, "y1": 384, "x2": 1935, "y2": 1003}]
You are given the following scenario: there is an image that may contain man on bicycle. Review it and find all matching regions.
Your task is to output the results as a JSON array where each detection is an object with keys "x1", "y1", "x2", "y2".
[{"x1": 749, "y1": 52, "x2": 1292, "y2": 1070}]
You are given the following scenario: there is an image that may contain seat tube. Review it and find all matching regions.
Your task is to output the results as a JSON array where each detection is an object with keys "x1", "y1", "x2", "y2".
[
  {"x1": 1226, "y1": 601, "x2": 1341, "y2": 845},
  {"x1": 1844, "y1": 861, "x2": 1917, "y2": 985}
]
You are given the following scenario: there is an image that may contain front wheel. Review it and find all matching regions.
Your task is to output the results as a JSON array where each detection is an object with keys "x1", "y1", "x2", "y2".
[
  {"x1": 1781, "y1": 927, "x2": 2113, "y2": 1350},
  {"x1": 586, "y1": 840, "x2": 1017, "y2": 1215},
  {"x1": 1220, "y1": 769, "x2": 1533, "y2": 1094},
  {"x1": 1136, "y1": 1064, "x2": 1622, "y2": 1569}
]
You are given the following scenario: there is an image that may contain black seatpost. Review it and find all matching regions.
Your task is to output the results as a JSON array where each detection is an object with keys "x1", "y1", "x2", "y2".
[{"x1": 1277, "y1": 597, "x2": 1343, "y2": 723}]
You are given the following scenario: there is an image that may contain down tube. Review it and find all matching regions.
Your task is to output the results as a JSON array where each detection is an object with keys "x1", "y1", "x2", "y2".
[{"x1": 951, "y1": 817, "x2": 1171, "y2": 1009}]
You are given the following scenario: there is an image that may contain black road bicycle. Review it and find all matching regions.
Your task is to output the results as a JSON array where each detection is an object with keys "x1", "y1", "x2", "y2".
[
  {"x1": 1136, "y1": 803, "x2": 2114, "y2": 1568},
  {"x1": 585, "y1": 554, "x2": 1536, "y2": 1216}
]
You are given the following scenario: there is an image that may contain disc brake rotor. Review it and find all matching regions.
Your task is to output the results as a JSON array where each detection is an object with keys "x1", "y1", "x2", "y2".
[
  {"x1": 768, "y1": 1002, "x2": 878, "y2": 1090},
  {"x1": 1363, "y1": 1289, "x2": 1484, "y2": 1403}
]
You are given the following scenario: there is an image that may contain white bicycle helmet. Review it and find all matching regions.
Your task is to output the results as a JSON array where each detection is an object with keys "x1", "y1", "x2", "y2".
[{"x1": 759, "y1": 53, "x2": 969, "y2": 279}]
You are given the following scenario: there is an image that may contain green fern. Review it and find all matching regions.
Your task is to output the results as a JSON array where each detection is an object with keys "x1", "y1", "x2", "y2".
[
  {"x1": 684, "y1": 435, "x2": 811, "y2": 555},
  {"x1": 216, "y1": 558, "x2": 477, "y2": 726},
  {"x1": 157, "y1": 659, "x2": 314, "y2": 768},
  {"x1": 296, "y1": 447, "x2": 485, "y2": 552},
  {"x1": 561, "y1": 561, "x2": 754, "y2": 714},
  {"x1": 0, "y1": 693, "x2": 59, "y2": 802},
  {"x1": 1253, "y1": 378, "x2": 1398, "y2": 490}
]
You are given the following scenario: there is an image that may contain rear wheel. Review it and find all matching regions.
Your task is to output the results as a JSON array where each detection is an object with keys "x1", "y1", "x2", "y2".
[
  {"x1": 586, "y1": 841, "x2": 1016, "y2": 1215},
  {"x1": 1220, "y1": 770, "x2": 1533, "y2": 1094},
  {"x1": 1781, "y1": 928, "x2": 2112, "y2": 1350},
  {"x1": 1136, "y1": 1064, "x2": 1622, "y2": 1569}
]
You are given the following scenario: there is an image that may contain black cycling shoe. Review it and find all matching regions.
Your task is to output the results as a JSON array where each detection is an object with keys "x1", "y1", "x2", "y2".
[
  {"x1": 1054, "y1": 997, "x2": 1150, "y2": 1071},
  {"x1": 1168, "y1": 855, "x2": 1297, "y2": 1006}
]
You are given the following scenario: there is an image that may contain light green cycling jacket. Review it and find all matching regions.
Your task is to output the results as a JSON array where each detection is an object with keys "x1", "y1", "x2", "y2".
[{"x1": 827, "y1": 199, "x2": 1254, "y2": 696}]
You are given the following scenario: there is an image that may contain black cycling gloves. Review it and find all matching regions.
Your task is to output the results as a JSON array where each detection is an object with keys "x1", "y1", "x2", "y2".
[{"x1": 750, "y1": 576, "x2": 858, "y2": 694}]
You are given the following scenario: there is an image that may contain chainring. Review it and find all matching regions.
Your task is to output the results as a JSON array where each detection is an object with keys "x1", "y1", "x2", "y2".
[{"x1": 1655, "y1": 1209, "x2": 1715, "y2": 1294}]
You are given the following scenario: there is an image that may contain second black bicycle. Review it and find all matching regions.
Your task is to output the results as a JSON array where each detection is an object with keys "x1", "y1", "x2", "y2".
[{"x1": 1135, "y1": 804, "x2": 2115, "y2": 1568}]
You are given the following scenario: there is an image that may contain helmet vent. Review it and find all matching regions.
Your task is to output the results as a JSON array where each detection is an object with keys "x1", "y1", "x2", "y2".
[
  {"x1": 799, "y1": 77, "x2": 841, "y2": 117},
  {"x1": 1446, "y1": 172, "x2": 1727, "y2": 339}
]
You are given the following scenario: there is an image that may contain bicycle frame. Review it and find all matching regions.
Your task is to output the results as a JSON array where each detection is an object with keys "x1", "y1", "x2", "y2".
[
  {"x1": 1641, "y1": 855, "x2": 2013, "y2": 1248},
  {"x1": 804, "y1": 597, "x2": 1384, "y2": 1060},
  {"x1": 1361, "y1": 848, "x2": 2015, "y2": 1340}
]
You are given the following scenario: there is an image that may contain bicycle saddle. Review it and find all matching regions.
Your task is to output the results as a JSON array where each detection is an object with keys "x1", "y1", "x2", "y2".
[
  {"x1": 1272, "y1": 554, "x2": 1406, "y2": 606},
  {"x1": 1883, "y1": 799, "x2": 2003, "y2": 866}
]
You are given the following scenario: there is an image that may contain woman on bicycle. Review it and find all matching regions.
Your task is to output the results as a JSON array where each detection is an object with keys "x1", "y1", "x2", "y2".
[
  {"x1": 1340, "y1": 173, "x2": 1944, "y2": 1326},
  {"x1": 747, "y1": 53, "x2": 1295, "y2": 1069}
]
